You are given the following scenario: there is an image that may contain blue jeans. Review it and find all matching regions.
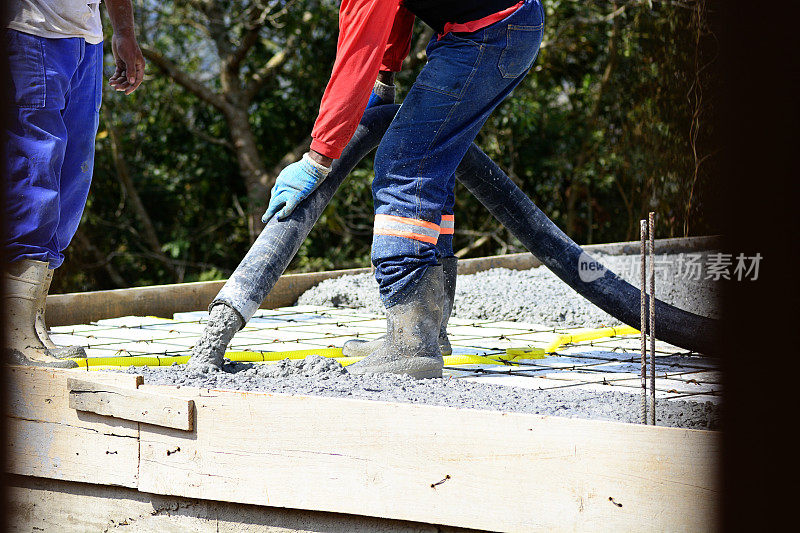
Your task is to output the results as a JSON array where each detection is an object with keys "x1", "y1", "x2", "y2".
[
  {"x1": 4, "y1": 29, "x2": 103, "y2": 268},
  {"x1": 371, "y1": 0, "x2": 545, "y2": 307}
]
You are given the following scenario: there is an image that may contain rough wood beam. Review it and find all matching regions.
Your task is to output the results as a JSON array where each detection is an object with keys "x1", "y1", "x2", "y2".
[
  {"x1": 4, "y1": 367, "x2": 141, "y2": 488},
  {"x1": 136, "y1": 384, "x2": 720, "y2": 532},
  {"x1": 7, "y1": 474, "x2": 480, "y2": 533},
  {"x1": 68, "y1": 378, "x2": 195, "y2": 431}
]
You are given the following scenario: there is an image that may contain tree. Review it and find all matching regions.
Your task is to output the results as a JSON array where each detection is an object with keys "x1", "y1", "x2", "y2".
[
  {"x1": 54, "y1": 0, "x2": 720, "y2": 293},
  {"x1": 137, "y1": 0, "x2": 336, "y2": 241}
]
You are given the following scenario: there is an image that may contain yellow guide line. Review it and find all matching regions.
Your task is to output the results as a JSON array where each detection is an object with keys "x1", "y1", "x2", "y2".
[
  {"x1": 69, "y1": 347, "x2": 547, "y2": 370},
  {"x1": 544, "y1": 325, "x2": 639, "y2": 353},
  {"x1": 67, "y1": 323, "x2": 639, "y2": 371}
]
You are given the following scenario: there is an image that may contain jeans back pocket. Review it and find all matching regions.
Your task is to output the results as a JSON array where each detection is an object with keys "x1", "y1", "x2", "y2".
[
  {"x1": 415, "y1": 34, "x2": 484, "y2": 100},
  {"x1": 5, "y1": 30, "x2": 46, "y2": 108},
  {"x1": 498, "y1": 24, "x2": 544, "y2": 79}
]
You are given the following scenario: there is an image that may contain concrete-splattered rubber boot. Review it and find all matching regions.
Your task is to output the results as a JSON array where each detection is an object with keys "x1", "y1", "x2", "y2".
[
  {"x1": 347, "y1": 265, "x2": 444, "y2": 379},
  {"x1": 3, "y1": 260, "x2": 78, "y2": 368},
  {"x1": 343, "y1": 257, "x2": 457, "y2": 357},
  {"x1": 437, "y1": 256, "x2": 457, "y2": 356},
  {"x1": 35, "y1": 267, "x2": 87, "y2": 359}
]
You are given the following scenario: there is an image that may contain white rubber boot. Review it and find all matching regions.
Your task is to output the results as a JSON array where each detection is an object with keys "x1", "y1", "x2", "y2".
[
  {"x1": 347, "y1": 265, "x2": 444, "y2": 379},
  {"x1": 35, "y1": 267, "x2": 86, "y2": 359},
  {"x1": 3, "y1": 260, "x2": 78, "y2": 368},
  {"x1": 343, "y1": 257, "x2": 457, "y2": 357}
]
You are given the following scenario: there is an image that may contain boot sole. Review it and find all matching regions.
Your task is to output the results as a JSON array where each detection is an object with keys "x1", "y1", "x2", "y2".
[
  {"x1": 6, "y1": 349, "x2": 78, "y2": 369},
  {"x1": 347, "y1": 356, "x2": 443, "y2": 379}
]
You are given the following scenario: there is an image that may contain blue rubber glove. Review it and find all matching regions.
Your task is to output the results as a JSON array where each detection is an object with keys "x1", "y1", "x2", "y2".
[
  {"x1": 365, "y1": 79, "x2": 395, "y2": 110},
  {"x1": 262, "y1": 153, "x2": 331, "y2": 223}
]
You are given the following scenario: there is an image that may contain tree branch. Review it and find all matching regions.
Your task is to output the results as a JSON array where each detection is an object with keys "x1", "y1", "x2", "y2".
[
  {"x1": 141, "y1": 46, "x2": 230, "y2": 112},
  {"x1": 227, "y1": 1, "x2": 278, "y2": 74},
  {"x1": 187, "y1": 122, "x2": 233, "y2": 149},
  {"x1": 228, "y1": 26, "x2": 262, "y2": 73},
  {"x1": 244, "y1": 31, "x2": 301, "y2": 102},
  {"x1": 195, "y1": 0, "x2": 234, "y2": 60},
  {"x1": 455, "y1": 233, "x2": 493, "y2": 259},
  {"x1": 268, "y1": 135, "x2": 311, "y2": 178},
  {"x1": 73, "y1": 231, "x2": 128, "y2": 288},
  {"x1": 105, "y1": 116, "x2": 179, "y2": 278}
]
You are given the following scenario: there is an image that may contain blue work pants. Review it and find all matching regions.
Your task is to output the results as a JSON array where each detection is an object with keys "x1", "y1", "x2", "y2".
[
  {"x1": 371, "y1": 0, "x2": 545, "y2": 307},
  {"x1": 4, "y1": 29, "x2": 103, "y2": 268}
]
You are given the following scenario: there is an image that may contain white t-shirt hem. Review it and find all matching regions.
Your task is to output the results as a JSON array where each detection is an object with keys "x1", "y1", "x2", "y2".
[{"x1": 7, "y1": 22, "x2": 104, "y2": 44}]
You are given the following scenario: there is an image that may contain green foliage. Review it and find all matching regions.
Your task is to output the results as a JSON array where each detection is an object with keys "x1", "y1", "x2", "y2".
[{"x1": 53, "y1": 0, "x2": 718, "y2": 293}]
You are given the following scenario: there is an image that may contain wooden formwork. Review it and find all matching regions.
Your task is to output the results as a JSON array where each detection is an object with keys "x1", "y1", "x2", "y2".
[
  {"x1": 6, "y1": 238, "x2": 722, "y2": 531},
  {"x1": 5, "y1": 366, "x2": 719, "y2": 532}
]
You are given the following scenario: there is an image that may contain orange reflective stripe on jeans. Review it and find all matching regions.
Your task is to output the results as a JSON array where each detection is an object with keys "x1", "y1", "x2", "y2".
[
  {"x1": 374, "y1": 214, "x2": 440, "y2": 244},
  {"x1": 440, "y1": 214, "x2": 454, "y2": 235}
]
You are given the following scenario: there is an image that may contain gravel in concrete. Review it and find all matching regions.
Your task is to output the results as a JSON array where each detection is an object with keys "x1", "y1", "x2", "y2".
[{"x1": 297, "y1": 252, "x2": 721, "y2": 327}]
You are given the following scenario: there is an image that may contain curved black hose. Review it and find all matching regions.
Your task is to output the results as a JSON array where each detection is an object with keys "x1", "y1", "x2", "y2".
[
  {"x1": 454, "y1": 133, "x2": 721, "y2": 355},
  {"x1": 214, "y1": 104, "x2": 720, "y2": 355}
]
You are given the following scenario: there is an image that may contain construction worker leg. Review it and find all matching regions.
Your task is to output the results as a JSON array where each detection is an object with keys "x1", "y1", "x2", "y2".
[
  {"x1": 4, "y1": 32, "x2": 101, "y2": 268},
  {"x1": 55, "y1": 40, "x2": 103, "y2": 258},
  {"x1": 39, "y1": 39, "x2": 101, "y2": 358},
  {"x1": 437, "y1": 181, "x2": 455, "y2": 259},
  {"x1": 371, "y1": 0, "x2": 544, "y2": 306},
  {"x1": 3, "y1": 32, "x2": 99, "y2": 367},
  {"x1": 4, "y1": 30, "x2": 73, "y2": 267}
]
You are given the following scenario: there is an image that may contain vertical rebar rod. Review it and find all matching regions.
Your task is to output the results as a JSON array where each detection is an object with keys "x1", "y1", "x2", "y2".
[
  {"x1": 648, "y1": 212, "x2": 656, "y2": 425},
  {"x1": 639, "y1": 220, "x2": 648, "y2": 424}
]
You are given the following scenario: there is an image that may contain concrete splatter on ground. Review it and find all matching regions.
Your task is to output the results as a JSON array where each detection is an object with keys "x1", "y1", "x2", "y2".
[
  {"x1": 297, "y1": 252, "x2": 721, "y2": 327},
  {"x1": 130, "y1": 355, "x2": 720, "y2": 430}
]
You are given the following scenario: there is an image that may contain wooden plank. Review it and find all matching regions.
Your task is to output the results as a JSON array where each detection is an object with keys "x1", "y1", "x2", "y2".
[
  {"x1": 4, "y1": 367, "x2": 143, "y2": 422},
  {"x1": 4, "y1": 366, "x2": 140, "y2": 488},
  {"x1": 84, "y1": 369, "x2": 144, "y2": 388},
  {"x1": 46, "y1": 236, "x2": 720, "y2": 326},
  {"x1": 46, "y1": 279, "x2": 227, "y2": 327},
  {"x1": 68, "y1": 377, "x2": 194, "y2": 431},
  {"x1": 45, "y1": 266, "x2": 374, "y2": 326},
  {"x1": 138, "y1": 384, "x2": 720, "y2": 533},
  {"x1": 457, "y1": 252, "x2": 539, "y2": 275},
  {"x1": 7, "y1": 474, "x2": 478, "y2": 533},
  {"x1": 6, "y1": 418, "x2": 140, "y2": 488}
]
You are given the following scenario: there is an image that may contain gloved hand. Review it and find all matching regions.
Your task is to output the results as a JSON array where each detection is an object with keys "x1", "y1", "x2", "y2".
[
  {"x1": 365, "y1": 79, "x2": 395, "y2": 110},
  {"x1": 262, "y1": 153, "x2": 331, "y2": 222}
]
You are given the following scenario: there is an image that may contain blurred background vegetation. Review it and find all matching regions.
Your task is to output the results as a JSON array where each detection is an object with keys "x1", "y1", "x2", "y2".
[{"x1": 55, "y1": 0, "x2": 719, "y2": 292}]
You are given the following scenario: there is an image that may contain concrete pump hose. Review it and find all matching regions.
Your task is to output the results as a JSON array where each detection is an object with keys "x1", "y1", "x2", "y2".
[
  {"x1": 211, "y1": 107, "x2": 397, "y2": 324},
  {"x1": 213, "y1": 104, "x2": 721, "y2": 356}
]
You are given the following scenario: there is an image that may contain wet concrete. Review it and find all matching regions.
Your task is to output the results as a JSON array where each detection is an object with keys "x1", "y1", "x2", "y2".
[
  {"x1": 131, "y1": 356, "x2": 720, "y2": 430},
  {"x1": 186, "y1": 304, "x2": 242, "y2": 373},
  {"x1": 169, "y1": 253, "x2": 721, "y2": 428},
  {"x1": 298, "y1": 252, "x2": 721, "y2": 328}
]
